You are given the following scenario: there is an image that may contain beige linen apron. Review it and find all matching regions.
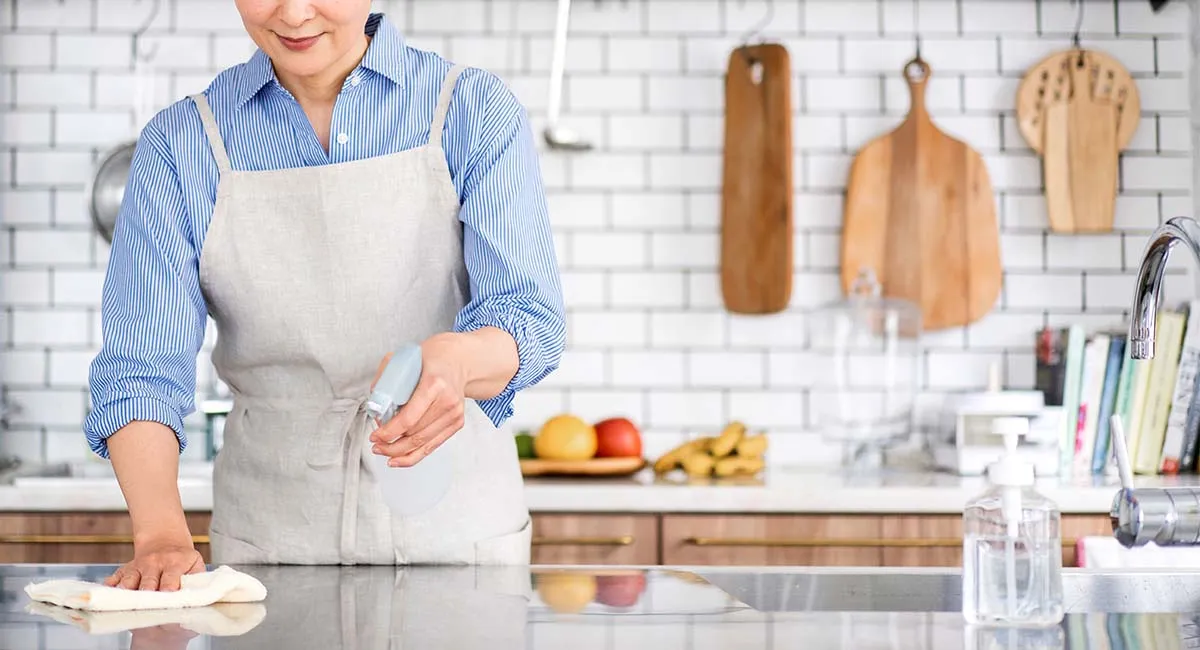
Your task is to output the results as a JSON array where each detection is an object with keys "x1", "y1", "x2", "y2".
[{"x1": 190, "y1": 64, "x2": 531, "y2": 565}]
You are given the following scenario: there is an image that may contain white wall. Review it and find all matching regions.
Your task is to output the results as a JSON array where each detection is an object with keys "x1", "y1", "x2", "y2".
[{"x1": 0, "y1": 0, "x2": 1192, "y2": 466}]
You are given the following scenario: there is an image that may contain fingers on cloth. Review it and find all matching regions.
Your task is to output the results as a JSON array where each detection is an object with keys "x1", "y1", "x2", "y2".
[{"x1": 118, "y1": 567, "x2": 142, "y2": 590}]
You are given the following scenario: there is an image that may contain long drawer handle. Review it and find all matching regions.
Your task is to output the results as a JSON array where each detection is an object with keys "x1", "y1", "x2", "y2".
[
  {"x1": 685, "y1": 537, "x2": 1080, "y2": 548},
  {"x1": 532, "y1": 535, "x2": 634, "y2": 546},
  {"x1": 0, "y1": 535, "x2": 210, "y2": 545}
]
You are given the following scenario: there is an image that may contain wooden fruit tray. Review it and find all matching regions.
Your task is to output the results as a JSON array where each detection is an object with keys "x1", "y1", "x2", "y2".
[{"x1": 519, "y1": 457, "x2": 646, "y2": 477}]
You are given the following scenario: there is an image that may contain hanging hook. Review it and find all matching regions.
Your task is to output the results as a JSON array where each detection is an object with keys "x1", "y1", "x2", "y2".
[
  {"x1": 1071, "y1": 0, "x2": 1084, "y2": 49},
  {"x1": 131, "y1": 0, "x2": 162, "y2": 64},
  {"x1": 912, "y1": 0, "x2": 922, "y2": 60},
  {"x1": 736, "y1": 0, "x2": 774, "y2": 81},
  {"x1": 737, "y1": 0, "x2": 774, "y2": 49}
]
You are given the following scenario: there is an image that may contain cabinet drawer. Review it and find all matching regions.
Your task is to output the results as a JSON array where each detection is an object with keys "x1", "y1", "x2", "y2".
[
  {"x1": 0, "y1": 512, "x2": 212, "y2": 564},
  {"x1": 880, "y1": 514, "x2": 1115, "y2": 568},
  {"x1": 531, "y1": 514, "x2": 658, "y2": 565},
  {"x1": 662, "y1": 515, "x2": 882, "y2": 567}
]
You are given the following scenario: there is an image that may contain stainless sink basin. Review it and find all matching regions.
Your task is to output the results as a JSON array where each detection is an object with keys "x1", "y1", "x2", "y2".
[{"x1": 697, "y1": 567, "x2": 1200, "y2": 613}]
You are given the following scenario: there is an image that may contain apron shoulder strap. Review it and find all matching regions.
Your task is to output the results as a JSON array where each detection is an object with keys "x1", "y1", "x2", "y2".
[
  {"x1": 191, "y1": 93, "x2": 232, "y2": 175},
  {"x1": 427, "y1": 64, "x2": 467, "y2": 149}
]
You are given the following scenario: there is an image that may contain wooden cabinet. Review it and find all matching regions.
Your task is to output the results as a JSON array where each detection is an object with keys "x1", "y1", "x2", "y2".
[
  {"x1": 662, "y1": 513, "x2": 1114, "y2": 568},
  {"x1": 880, "y1": 515, "x2": 963, "y2": 567},
  {"x1": 662, "y1": 514, "x2": 881, "y2": 566},
  {"x1": 531, "y1": 514, "x2": 658, "y2": 565},
  {"x1": 0, "y1": 511, "x2": 1114, "y2": 567},
  {"x1": 0, "y1": 512, "x2": 212, "y2": 564}
]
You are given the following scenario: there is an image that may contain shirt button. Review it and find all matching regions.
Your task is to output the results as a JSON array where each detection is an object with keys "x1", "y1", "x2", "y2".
[
  {"x1": 350, "y1": 75, "x2": 360, "y2": 87},
  {"x1": 336, "y1": 133, "x2": 348, "y2": 145}
]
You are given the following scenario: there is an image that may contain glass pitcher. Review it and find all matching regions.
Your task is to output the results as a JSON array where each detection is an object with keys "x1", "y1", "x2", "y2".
[{"x1": 808, "y1": 268, "x2": 923, "y2": 469}]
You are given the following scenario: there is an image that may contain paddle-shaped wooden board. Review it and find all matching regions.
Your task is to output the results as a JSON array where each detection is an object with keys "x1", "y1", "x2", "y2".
[
  {"x1": 841, "y1": 58, "x2": 1002, "y2": 331},
  {"x1": 720, "y1": 44, "x2": 793, "y2": 315}
]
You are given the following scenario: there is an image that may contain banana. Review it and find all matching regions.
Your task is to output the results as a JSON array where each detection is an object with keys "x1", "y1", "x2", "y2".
[
  {"x1": 681, "y1": 451, "x2": 715, "y2": 477},
  {"x1": 714, "y1": 455, "x2": 765, "y2": 477},
  {"x1": 735, "y1": 433, "x2": 768, "y2": 458},
  {"x1": 708, "y1": 421, "x2": 746, "y2": 458},
  {"x1": 653, "y1": 438, "x2": 707, "y2": 474}
]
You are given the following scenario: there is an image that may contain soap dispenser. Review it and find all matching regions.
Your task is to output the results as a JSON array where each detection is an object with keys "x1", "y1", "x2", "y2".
[{"x1": 962, "y1": 416, "x2": 1064, "y2": 627}]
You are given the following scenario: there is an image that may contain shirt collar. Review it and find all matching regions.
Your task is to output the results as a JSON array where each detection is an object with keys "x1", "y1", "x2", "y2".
[{"x1": 234, "y1": 12, "x2": 407, "y2": 108}]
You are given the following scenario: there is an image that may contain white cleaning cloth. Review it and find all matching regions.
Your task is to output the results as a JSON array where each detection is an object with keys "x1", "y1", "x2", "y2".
[
  {"x1": 25, "y1": 600, "x2": 267, "y2": 636},
  {"x1": 24, "y1": 565, "x2": 267, "y2": 612},
  {"x1": 1078, "y1": 536, "x2": 1200, "y2": 568}
]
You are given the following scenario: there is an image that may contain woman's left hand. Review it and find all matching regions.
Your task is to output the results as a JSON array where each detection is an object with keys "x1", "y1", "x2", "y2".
[{"x1": 369, "y1": 334, "x2": 468, "y2": 467}]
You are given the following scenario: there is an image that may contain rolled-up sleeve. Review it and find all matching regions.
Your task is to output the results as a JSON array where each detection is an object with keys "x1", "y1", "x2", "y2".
[
  {"x1": 84, "y1": 117, "x2": 207, "y2": 458},
  {"x1": 451, "y1": 77, "x2": 567, "y2": 425}
]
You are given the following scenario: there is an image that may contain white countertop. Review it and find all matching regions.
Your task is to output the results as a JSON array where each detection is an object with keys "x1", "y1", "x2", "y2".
[{"x1": 3, "y1": 462, "x2": 1196, "y2": 514}]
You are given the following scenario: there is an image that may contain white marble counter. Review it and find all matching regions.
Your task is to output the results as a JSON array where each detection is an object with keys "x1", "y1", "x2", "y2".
[
  {"x1": 4, "y1": 463, "x2": 1198, "y2": 514},
  {"x1": 6, "y1": 565, "x2": 1200, "y2": 649}
]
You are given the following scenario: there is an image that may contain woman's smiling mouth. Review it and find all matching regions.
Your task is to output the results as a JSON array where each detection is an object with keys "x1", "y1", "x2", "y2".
[{"x1": 277, "y1": 34, "x2": 321, "y2": 52}]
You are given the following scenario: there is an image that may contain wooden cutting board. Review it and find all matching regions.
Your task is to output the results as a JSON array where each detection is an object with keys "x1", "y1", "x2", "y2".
[
  {"x1": 1017, "y1": 49, "x2": 1136, "y2": 233},
  {"x1": 519, "y1": 457, "x2": 645, "y2": 477},
  {"x1": 841, "y1": 57, "x2": 1002, "y2": 331},
  {"x1": 720, "y1": 43, "x2": 793, "y2": 315}
]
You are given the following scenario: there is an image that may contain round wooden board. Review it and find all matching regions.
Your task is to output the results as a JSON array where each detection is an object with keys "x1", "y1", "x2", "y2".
[
  {"x1": 519, "y1": 457, "x2": 646, "y2": 477},
  {"x1": 1015, "y1": 47, "x2": 1140, "y2": 155}
]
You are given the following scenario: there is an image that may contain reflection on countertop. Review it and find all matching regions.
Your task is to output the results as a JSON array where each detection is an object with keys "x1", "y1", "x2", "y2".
[
  {"x1": 5, "y1": 462, "x2": 1200, "y2": 514},
  {"x1": 4, "y1": 564, "x2": 1200, "y2": 649}
]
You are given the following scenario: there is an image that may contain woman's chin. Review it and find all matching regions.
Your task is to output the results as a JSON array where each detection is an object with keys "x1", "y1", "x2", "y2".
[{"x1": 270, "y1": 50, "x2": 337, "y2": 79}]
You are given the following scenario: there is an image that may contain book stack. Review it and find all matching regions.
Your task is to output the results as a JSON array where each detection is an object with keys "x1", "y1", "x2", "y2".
[{"x1": 1036, "y1": 300, "x2": 1200, "y2": 479}]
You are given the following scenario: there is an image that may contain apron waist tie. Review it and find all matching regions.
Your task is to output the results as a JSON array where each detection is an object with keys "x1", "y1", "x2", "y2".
[
  {"x1": 332, "y1": 397, "x2": 371, "y2": 565},
  {"x1": 226, "y1": 395, "x2": 372, "y2": 568},
  {"x1": 230, "y1": 394, "x2": 374, "y2": 564}
]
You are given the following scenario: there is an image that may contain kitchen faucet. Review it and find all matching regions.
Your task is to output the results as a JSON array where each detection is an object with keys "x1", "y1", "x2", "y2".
[{"x1": 1111, "y1": 216, "x2": 1200, "y2": 547}]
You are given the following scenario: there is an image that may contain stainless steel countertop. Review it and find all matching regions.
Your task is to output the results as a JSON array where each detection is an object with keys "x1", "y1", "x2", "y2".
[{"x1": 3, "y1": 564, "x2": 1200, "y2": 649}]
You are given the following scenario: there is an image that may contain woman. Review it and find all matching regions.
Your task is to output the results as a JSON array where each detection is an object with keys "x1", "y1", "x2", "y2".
[{"x1": 85, "y1": 1, "x2": 565, "y2": 590}]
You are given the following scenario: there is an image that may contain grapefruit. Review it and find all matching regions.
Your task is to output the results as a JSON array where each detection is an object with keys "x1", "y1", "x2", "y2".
[{"x1": 534, "y1": 414, "x2": 597, "y2": 461}]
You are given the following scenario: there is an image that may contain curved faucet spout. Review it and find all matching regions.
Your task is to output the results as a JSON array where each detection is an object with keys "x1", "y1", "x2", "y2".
[
  {"x1": 1129, "y1": 217, "x2": 1200, "y2": 360},
  {"x1": 1113, "y1": 216, "x2": 1200, "y2": 548}
]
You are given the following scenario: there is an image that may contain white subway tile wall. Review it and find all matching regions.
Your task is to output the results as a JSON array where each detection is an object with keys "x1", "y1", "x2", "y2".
[{"x1": 0, "y1": 0, "x2": 1192, "y2": 467}]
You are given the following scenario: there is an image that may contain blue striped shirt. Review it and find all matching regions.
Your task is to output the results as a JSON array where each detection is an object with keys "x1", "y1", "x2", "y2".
[{"x1": 84, "y1": 13, "x2": 566, "y2": 458}]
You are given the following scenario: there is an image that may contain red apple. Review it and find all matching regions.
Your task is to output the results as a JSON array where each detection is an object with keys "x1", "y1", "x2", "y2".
[
  {"x1": 593, "y1": 417, "x2": 643, "y2": 458},
  {"x1": 594, "y1": 573, "x2": 647, "y2": 608}
]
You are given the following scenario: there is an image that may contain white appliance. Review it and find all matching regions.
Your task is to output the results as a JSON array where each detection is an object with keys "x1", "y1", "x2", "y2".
[{"x1": 931, "y1": 367, "x2": 1063, "y2": 476}]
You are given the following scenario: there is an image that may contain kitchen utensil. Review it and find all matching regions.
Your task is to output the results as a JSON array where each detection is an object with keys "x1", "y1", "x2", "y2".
[
  {"x1": 719, "y1": 43, "x2": 793, "y2": 315},
  {"x1": 87, "y1": 142, "x2": 136, "y2": 242},
  {"x1": 543, "y1": 0, "x2": 590, "y2": 151},
  {"x1": 1016, "y1": 48, "x2": 1138, "y2": 233},
  {"x1": 519, "y1": 457, "x2": 645, "y2": 477},
  {"x1": 841, "y1": 57, "x2": 1001, "y2": 331},
  {"x1": 808, "y1": 268, "x2": 921, "y2": 470}
]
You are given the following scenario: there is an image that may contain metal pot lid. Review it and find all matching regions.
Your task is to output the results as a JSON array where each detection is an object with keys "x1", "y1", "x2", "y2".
[{"x1": 87, "y1": 141, "x2": 137, "y2": 243}]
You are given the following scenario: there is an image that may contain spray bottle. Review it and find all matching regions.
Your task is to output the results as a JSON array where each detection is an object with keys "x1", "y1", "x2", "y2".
[
  {"x1": 962, "y1": 416, "x2": 1063, "y2": 627},
  {"x1": 364, "y1": 343, "x2": 457, "y2": 517}
]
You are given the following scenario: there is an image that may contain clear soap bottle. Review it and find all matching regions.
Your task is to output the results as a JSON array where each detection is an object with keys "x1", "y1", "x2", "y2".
[
  {"x1": 364, "y1": 344, "x2": 457, "y2": 517},
  {"x1": 962, "y1": 416, "x2": 1064, "y2": 627}
]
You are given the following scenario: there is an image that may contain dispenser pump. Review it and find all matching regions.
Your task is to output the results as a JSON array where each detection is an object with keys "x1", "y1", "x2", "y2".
[{"x1": 986, "y1": 416, "x2": 1034, "y2": 488}]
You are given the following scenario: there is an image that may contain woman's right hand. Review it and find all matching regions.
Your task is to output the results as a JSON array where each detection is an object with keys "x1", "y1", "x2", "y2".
[{"x1": 104, "y1": 534, "x2": 205, "y2": 591}]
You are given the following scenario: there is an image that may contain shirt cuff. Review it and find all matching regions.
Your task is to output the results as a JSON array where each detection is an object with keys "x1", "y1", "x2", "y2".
[
  {"x1": 455, "y1": 309, "x2": 553, "y2": 427},
  {"x1": 84, "y1": 397, "x2": 188, "y2": 459}
]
